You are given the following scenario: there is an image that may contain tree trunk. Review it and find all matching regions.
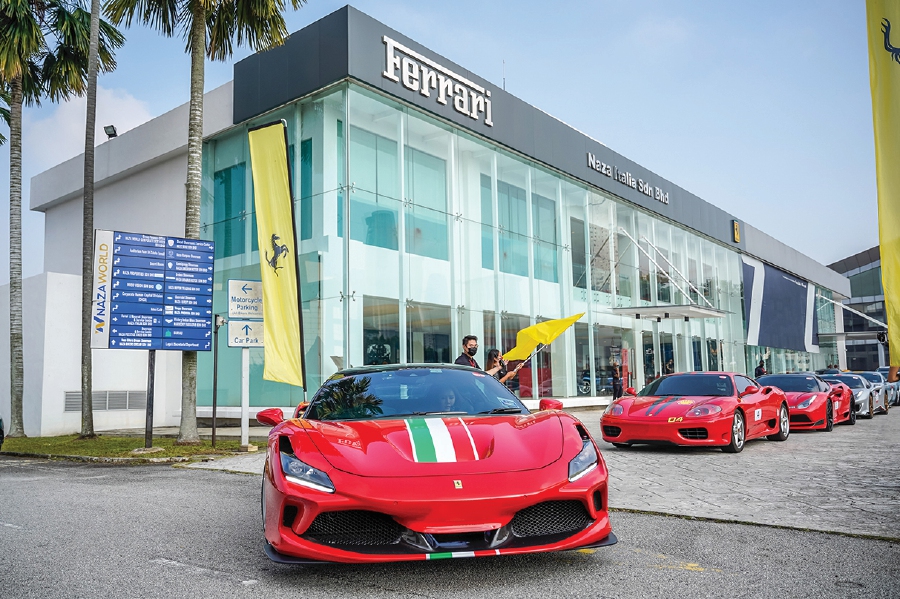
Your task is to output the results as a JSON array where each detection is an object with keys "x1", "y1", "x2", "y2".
[
  {"x1": 8, "y1": 76, "x2": 25, "y2": 438},
  {"x1": 80, "y1": 0, "x2": 101, "y2": 438},
  {"x1": 176, "y1": 6, "x2": 206, "y2": 445}
]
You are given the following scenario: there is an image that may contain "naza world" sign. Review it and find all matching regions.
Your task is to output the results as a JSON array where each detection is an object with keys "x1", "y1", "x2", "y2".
[{"x1": 382, "y1": 36, "x2": 493, "y2": 127}]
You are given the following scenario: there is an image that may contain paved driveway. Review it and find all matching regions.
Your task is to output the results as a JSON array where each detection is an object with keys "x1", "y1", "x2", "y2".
[{"x1": 186, "y1": 407, "x2": 900, "y2": 539}]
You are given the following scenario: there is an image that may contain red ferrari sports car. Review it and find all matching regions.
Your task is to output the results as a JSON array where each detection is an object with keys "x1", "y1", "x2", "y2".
[
  {"x1": 600, "y1": 372, "x2": 790, "y2": 452},
  {"x1": 757, "y1": 374, "x2": 855, "y2": 430},
  {"x1": 257, "y1": 364, "x2": 616, "y2": 564}
]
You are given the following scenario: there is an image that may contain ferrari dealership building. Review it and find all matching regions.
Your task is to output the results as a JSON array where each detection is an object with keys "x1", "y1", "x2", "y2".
[{"x1": 4, "y1": 7, "x2": 852, "y2": 435}]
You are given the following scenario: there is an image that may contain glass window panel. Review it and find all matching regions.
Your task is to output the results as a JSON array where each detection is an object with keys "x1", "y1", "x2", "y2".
[
  {"x1": 588, "y1": 193, "x2": 614, "y2": 295},
  {"x1": 497, "y1": 180, "x2": 528, "y2": 276},
  {"x1": 300, "y1": 138, "x2": 313, "y2": 240},
  {"x1": 213, "y1": 162, "x2": 246, "y2": 260},
  {"x1": 616, "y1": 205, "x2": 636, "y2": 307},
  {"x1": 571, "y1": 217, "x2": 587, "y2": 289},
  {"x1": 407, "y1": 303, "x2": 451, "y2": 364},
  {"x1": 481, "y1": 174, "x2": 494, "y2": 269},
  {"x1": 532, "y1": 192, "x2": 558, "y2": 282},
  {"x1": 405, "y1": 146, "x2": 448, "y2": 260},
  {"x1": 364, "y1": 296, "x2": 400, "y2": 365}
]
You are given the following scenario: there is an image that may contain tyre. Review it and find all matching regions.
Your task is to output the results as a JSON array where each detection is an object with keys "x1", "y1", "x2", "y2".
[
  {"x1": 846, "y1": 401, "x2": 857, "y2": 425},
  {"x1": 767, "y1": 403, "x2": 790, "y2": 441},
  {"x1": 824, "y1": 400, "x2": 834, "y2": 432},
  {"x1": 722, "y1": 411, "x2": 745, "y2": 453},
  {"x1": 866, "y1": 394, "x2": 875, "y2": 419}
]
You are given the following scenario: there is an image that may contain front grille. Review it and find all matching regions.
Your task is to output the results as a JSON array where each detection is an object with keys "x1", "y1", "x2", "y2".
[
  {"x1": 678, "y1": 428, "x2": 708, "y2": 440},
  {"x1": 790, "y1": 414, "x2": 812, "y2": 423},
  {"x1": 303, "y1": 510, "x2": 402, "y2": 546},
  {"x1": 509, "y1": 501, "x2": 592, "y2": 538},
  {"x1": 602, "y1": 426, "x2": 621, "y2": 437}
]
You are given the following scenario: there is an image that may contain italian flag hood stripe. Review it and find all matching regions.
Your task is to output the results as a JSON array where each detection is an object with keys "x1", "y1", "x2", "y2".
[{"x1": 405, "y1": 418, "x2": 479, "y2": 463}]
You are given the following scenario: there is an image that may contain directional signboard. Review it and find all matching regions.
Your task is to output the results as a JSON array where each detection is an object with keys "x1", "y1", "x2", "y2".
[
  {"x1": 91, "y1": 230, "x2": 215, "y2": 351},
  {"x1": 227, "y1": 320, "x2": 264, "y2": 348},
  {"x1": 228, "y1": 279, "x2": 263, "y2": 319}
]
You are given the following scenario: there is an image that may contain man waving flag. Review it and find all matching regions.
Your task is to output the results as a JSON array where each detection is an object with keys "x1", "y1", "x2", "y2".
[
  {"x1": 867, "y1": 1, "x2": 900, "y2": 382},
  {"x1": 248, "y1": 121, "x2": 306, "y2": 388}
]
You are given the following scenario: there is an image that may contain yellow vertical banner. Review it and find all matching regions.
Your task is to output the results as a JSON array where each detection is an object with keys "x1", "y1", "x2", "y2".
[
  {"x1": 867, "y1": 1, "x2": 900, "y2": 368},
  {"x1": 248, "y1": 121, "x2": 305, "y2": 387}
]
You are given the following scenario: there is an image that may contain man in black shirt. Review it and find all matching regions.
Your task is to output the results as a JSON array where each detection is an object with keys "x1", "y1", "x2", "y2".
[
  {"x1": 754, "y1": 360, "x2": 766, "y2": 378},
  {"x1": 455, "y1": 335, "x2": 481, "y2": 369}
]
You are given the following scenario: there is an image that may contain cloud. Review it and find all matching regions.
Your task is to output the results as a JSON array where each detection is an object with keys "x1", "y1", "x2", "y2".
[{"x1": 23, "y1": 86, "x2": 154, "y2": 174}]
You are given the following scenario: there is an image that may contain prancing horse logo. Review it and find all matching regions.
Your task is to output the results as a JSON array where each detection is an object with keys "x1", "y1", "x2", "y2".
[
  {"x1": 266, "y1": 233, "x2": 290, "y2": 275},
  {"x1": 883, "y1": 18, "x2": 900, "y2": 64}
]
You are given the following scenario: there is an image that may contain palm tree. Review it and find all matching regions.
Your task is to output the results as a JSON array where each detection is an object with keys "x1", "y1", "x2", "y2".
[
  {"x1": 80, "y1": 0, "x2": 121, "y2": 438},
  {"x1": 0, "y1": 0, "x2": 123, "y2": 438},
  {"x1": 105, "y1": 0, "x2": 304, "y2": 444}
]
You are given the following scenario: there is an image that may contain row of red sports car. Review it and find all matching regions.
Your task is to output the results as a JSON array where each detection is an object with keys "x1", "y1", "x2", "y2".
[
  {"x1": 600, "y1": 371, "x2": 885, "y2": 451},
  {"x1": 253, "y1": 366, "x2": 883, "y2": 565}
]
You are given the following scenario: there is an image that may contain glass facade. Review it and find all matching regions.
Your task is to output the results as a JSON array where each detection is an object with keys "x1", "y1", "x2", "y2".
[{"x1": 196, "y1": 82, "x2": 838, "y2": 407}]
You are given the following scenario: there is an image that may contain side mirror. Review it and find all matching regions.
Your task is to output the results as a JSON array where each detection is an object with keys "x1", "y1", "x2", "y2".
[
  {"x1": 624, "y1": 387, "x2": 637, "y2": 396},
  {"x1": 539, "y1": 398, "x2": 563, "y2": 411},
  {"x1": 741, "y1": 385, "x2": 759, "y2": 397},
  {"x1": 256, "y1": 407, "x2": 285, "y2": 427}
]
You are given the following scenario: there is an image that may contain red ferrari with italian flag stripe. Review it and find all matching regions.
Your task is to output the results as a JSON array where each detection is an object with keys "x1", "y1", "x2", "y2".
[{"x1": 256, "y1": 364, "x2": 616, "y2": 564}]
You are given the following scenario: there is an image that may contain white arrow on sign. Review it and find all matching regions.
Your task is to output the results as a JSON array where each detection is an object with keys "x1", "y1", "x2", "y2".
[{"x1": 227, "y1": 320, "x2": 264, "y2": 348}]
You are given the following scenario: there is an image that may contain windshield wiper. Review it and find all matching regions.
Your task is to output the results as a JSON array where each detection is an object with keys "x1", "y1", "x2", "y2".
[
  {"x1": 478, "y1": 407, "x2": 526, "y2": 414},
  {"x1": 373, "y1": 411, "x2": 468, "y2": 419}
]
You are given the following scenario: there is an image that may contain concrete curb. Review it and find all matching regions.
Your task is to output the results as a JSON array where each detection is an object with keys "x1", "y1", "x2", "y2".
[{"x1": 0, "y1": 450, "x2": 230, "y2": 465}]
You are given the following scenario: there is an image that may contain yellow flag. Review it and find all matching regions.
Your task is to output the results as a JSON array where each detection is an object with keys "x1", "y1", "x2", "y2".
[
  {"x1": 503, "y1": 313, "x2": 585, "y2": 361},
  {"x1": 867, "y1": 1, "x2": 900, "y2": 367},
  {"x1": 248, "y1": 121, "x2": 305, "y2": 387}
]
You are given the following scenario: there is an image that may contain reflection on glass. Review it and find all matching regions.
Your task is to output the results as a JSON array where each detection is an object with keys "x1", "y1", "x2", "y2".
[
  {"x1": 364, "y1": 296, "x2": 399, "y2": 365},
  {"x1": 407, "y1": 303, "x2": 451, "y2": 363},
  {"x1": 643, "y1": 331, "x2": 656, "y2": 384}
]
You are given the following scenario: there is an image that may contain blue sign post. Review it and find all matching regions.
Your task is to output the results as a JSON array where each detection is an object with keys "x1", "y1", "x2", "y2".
[{"x1": 91, "y1": 230, "x2": 216, "y2": 448}]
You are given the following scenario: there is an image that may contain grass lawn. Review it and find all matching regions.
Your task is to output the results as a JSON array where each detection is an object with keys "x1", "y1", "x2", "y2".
[{"x1": 1, "y1": 434, "x2": 245, "y2": 459}]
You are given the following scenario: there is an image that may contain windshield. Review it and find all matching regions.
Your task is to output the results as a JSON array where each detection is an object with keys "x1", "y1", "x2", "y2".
[
  {"x1": 757, "y1": 375, "x2": 820, "y2": 393},
  {"x1": 638, "y1": 374, "x2": 734, "y2": 397},
  {"x1": 858, "y1": 372, "x2": 883, "y2": 384},
  {"x1": 305, "y1": 368, "x2": 528, "y2": 421},
  {"x1": 824, "y1": 376, "x2": 864, "y2": 389},
  {"x1": 877, "y1": 367, "x2": 890, "y2": 375}
]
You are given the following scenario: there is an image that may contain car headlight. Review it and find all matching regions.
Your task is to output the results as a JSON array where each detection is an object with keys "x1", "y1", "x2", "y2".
[
  {"x1": 686, "y1": 404, "x2": 722, "y2": 418},
  {"x1": 797, "y1": 394, "x2": 817, "y2": 409},
  {"x1": 280, "y1": 452, "x2": 335, "y2": 493},
  {"x1": 855, "y1": 390, "x2": 867, "y2": 401},
  {"x1": 568, "y1": 440, "x2": 598, "y2": 482},
  {"x1": 603, "y1": 402, "x2": 624, "y2": 416}
]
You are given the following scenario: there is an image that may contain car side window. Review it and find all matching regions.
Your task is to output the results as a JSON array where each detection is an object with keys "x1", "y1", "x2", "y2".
[{"x1": 734, "y1": 375, "x2": 753, "y2": 395}]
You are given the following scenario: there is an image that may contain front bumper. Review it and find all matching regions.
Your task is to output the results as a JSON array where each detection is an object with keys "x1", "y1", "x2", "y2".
[
  {"x1": 600, "y1": 413, "x2": 733, "y2": 447},
  {"x1": 787, "y1": 402, "x2": 826, "y2": 429},
  {"x1": 262, "y1": 455, "x2": 613, "y2": 563}
]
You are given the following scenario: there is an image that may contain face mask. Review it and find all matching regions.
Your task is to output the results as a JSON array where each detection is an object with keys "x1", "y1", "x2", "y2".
[{"x1": 466, "y1": 347, "x2": 478, "y2": 356}]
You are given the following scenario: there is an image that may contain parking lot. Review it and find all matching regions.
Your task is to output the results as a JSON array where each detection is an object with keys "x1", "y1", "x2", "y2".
[{"x1": 190, "y1": 405, "x2": 900, "y2": 540}]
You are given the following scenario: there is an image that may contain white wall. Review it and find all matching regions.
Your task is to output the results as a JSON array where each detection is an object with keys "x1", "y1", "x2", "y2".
[{"x1": 43, "y1": 155, "x2": 189, "y2": 275}]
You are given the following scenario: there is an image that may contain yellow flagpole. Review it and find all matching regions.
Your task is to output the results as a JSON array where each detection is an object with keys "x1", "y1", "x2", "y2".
[
  {"x1": 248, "y1": 120, "x2": 305, "y2": 388},
  {"x1": 866, "y1": 1, "x2": 900, "y2": 379}
]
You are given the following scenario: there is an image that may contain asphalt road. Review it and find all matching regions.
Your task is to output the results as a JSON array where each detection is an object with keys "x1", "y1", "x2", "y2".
[{"x1": 1, "y1": 457, "x2": 897, "y2": 599}]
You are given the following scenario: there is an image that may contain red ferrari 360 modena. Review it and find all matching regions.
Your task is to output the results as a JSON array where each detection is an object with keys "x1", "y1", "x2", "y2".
[
  {"x1": 257, "y1": 364, "x2": 616, "y2": 564},
  {"x1": 600, "y1": 372, "x2": 790, "y2": 452},
  {"x1": 757, "y1": 374, "x2": 855, "y2": 430}
]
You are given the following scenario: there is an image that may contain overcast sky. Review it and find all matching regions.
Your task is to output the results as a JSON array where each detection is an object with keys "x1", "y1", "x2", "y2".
[{"x1": 0, "y1": 0, "x2": 877, "y2": 284}]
